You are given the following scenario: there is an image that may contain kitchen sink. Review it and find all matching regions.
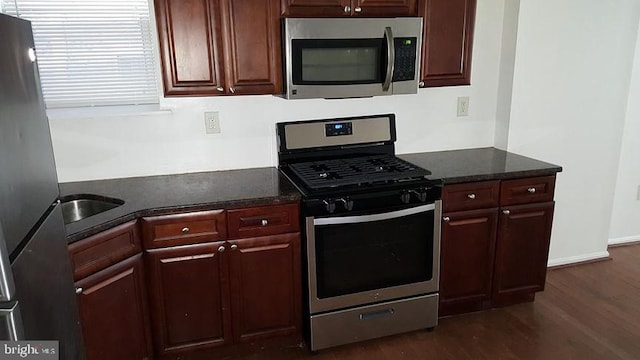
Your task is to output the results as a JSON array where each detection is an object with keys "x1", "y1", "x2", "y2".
[{"x1": 61, "y1": 195, "x2": 124, "y2": 224}]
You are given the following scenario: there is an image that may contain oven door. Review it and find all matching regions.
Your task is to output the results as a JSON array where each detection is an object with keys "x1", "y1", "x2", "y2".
[{"x1": 306, "y1": 201, "x2": 441, "y2": 314}]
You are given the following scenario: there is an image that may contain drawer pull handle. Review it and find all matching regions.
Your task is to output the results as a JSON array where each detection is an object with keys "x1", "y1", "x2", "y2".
[
  {"x1": 75, "y1": 287, "x2": 83, "y2": 295},
  {"x1": 467, "y1": 193, "x2": 476, "y2": 200},
  {"x1": 527, "y1": 187, "x2": 536, "y2": 194},
  {"x1": 230, "y1": 244, "x2": 238, "y2": 251},
  {"x1": 261, "y1": 219, "x2": 268, "y2": 226},
  {"x1": 503, "y1": 210, "x2": 511, "y2": 215},
  {"x1": 443, "y1": 216, "x2": 451, "y2": 222},
  {"x1": 218, "y1": 245, "x2": 226, "y2": 253},
  {"x1": 181, "y1": 227, "x2": 190, "y2": 234}
]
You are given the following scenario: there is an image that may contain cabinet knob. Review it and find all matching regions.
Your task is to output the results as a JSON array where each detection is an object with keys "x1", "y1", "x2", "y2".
[
  {"x1": 344, "y1": 5, "x2": 351, "y2": 13},
  {"x1": 181, "y1": 227, "x2": 190, "y2": 234},
  {"x1": 354, "y1": 6, "x2": 362, "y2": 13},
  {"x1": 503, "y1": 210, "x2": 511, "y2": 215},
  {"x1": 261, "y1": 219, "x2": 268, "y2": 226},
  {"x1": 216, "y1": 87, "x2": 224, "y2": 92},
  {"x1": 218, "y1": 245, "x2": 226, "y2": 253},
  {"x1": 527, "y1": 187, "x2": 537, "y2": 194},
  {"x1": 467, "y1": 193, "x2": 476, "y2": 200},
  {"x1": 229, "y1": 87, "x2": 236, "y2": 94},
  {"x1": 75, "y1": 287, "x2": 83, "y2": 295},
  {"x1": 419, "y1": 81, "x2": 425, "y2": 88},
  {"x1": 442, "y1": 216, "x2": 450, "y2": 222},
  {"x1": 230, "y1": 244, "x2": 238, "y2": 251}
]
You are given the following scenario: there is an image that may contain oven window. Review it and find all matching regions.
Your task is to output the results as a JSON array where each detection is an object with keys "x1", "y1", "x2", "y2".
[
  {"x1": 292, "y1": 39, "x2": 385, "y2": 85},
  {"x1": 314, "y1": 210, "x2": 434, "y2": 299}
]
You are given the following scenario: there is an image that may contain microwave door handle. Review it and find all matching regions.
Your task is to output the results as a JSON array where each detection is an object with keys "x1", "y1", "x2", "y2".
[{"x1": 383, "y1": 26, "x2": 395, "y2": 92}]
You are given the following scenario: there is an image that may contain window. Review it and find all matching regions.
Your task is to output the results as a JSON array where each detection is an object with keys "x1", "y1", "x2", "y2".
[{"x1": 2, "y1": 0, "x2": 158, "y2": 108}]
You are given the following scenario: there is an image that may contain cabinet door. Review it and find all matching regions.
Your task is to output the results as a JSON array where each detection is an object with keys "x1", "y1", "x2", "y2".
[
  {"x1": 155, "y1": 0, "x2": 226, "y2": 96},
  {"x1": 355, "y1": 0, "x2": 417, "y2": 16},
  {"x1": 493, "y1": 202, "x2": 555, "y2": 306},
  {"x1": 439, "y1": 208, "x2": 498, "y2": 317},
  {"x1": 222, "y1": 0, "x2": 283, "y2": 94},
  {"x1": 75, "y1": 255, "x2": 152, "y2": 360},
  {"x1": 228, "y1": 233, "x2": 302, "y2": 342},
  {"x1": 281, "y1": 0, "x2": 350, "y2": 17},
  {"x1": 419, "y1": 0, "x2": 476, "y2": 87},
  {"x1": 146, "y1": 242, "x2": 231, "y2": 356}
]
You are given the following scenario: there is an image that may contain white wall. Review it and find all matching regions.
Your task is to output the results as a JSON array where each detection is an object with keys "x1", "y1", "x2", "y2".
[
  {"x1": 505, "y1": 0, "x2": 640, "y2": 265},
  {"x1": 493, "y1": 0, "x2": 520, "y2": 150},
  {"x1": 49, "y1": 0, "x2": 506, "y2": 182},
  {"x1": 609, "y1": 23, "x2": 640, "y2": 245}
]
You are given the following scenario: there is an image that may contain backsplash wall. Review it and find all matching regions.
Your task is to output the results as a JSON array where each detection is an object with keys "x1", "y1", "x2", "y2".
[{"x1": 48, "y1": 0, "x2": 505, "y2": 183}]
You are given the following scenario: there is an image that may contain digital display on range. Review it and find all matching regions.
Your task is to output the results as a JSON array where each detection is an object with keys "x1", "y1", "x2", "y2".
[{"x1": 325, "y1": 122, "x2": 353, "y2": 137}]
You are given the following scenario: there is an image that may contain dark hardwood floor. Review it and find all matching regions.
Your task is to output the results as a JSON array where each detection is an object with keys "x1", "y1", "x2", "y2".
[{"x1": 204, "y1": 244, "x2": 640, "y2": 360}]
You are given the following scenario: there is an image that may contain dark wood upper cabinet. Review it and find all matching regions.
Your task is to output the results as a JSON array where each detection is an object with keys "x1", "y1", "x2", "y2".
[
  {"x1": 419, "y1": 0, "x2": 476, "y2": 87},
  {"x1": 439, "y1": 208, "x2": 498, "y2": 317},
  {"x1": 282, "y1": 0, "x2": 416, "y2": 17},
  {"x1": 228, "y1": 233, "x2": 302, "y2": 343},
  {"x1": 155, "y1": 0, "x2": 226, "y2": 96},
  {"x1": 492, "y1": 202, "x2": 555, "y2": 306},
  {"x1": 355, "y1": 0, "x2": 417, "y2": 16},
  {"x1": 155, "y1": 0, "x2": 282, "y2": 96},
  {"x1": 75, "y1": 255, "x2": 153, "y2": 360},
  {"x1": 222, "y1": 0, "x2": 282, "y2": 95}
]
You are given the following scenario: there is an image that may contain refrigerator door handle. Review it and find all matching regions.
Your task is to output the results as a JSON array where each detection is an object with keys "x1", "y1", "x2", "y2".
[
  {"x1": 0, "y1": 301, "x2": 23, "y2": 340},
  {"x1": 0, "y1": 228, "x2": 16, "y2": 302}
]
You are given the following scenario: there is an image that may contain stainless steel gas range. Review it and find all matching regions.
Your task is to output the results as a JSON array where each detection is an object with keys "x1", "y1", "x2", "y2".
[{"x1": 277, "y1": 114, "x2": 442, "y2": 351}]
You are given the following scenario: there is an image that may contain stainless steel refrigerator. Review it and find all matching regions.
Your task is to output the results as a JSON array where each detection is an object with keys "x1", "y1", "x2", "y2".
[{"x1": 0, "y1": 13, "x2": 84, "y2": 360}]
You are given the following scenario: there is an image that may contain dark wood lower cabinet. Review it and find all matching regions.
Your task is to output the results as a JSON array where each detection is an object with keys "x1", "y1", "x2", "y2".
[
  {"x1": 492, "y1": 202, "x2": 555, "y2": 306},
  {"x1": 228, "y1": 233, "x2": 301, "y2": 343},
  {"x1": 439, "y1": 208, "x2": 498, "y2": 316},
  {"x1": 75, "y1": 254, "x2": 153, "y2": 360},
  {"x1": 146, "y1": 242, "x2": 232, "y2": 357}
]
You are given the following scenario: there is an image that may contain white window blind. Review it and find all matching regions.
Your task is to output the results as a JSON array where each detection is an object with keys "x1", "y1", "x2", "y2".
[{"x1": 2, "y1": 0, "x2": 158, "y2": 108}]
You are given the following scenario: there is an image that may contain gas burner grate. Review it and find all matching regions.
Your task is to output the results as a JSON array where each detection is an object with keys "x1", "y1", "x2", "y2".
[{"x1": 288, "y1": 155, "x2": 431, "y2": 190}]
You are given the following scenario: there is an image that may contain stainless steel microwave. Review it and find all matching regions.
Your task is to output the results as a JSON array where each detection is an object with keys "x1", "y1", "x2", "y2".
[{"x1": 283, "y1": 17, "x2": 423, "y2": 99}]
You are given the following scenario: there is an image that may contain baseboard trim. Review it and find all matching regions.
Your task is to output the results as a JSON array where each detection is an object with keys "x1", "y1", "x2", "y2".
[
  {"x1": 608, "y1": 235, "x2": 640, "y2": 247},
  {"x1": 547, "y1": 251, "x2": 610, "y2": 269}
]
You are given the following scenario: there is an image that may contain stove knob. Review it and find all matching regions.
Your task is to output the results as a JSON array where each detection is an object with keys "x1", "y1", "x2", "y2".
[
  {"x1": 400, "y1": 191, "x2": 411, "y2": 204},
  {"x1": 322, "y1": 199, "x2": 336, "y2": 214},
  {"x1": 411, "y1": 189, "x2": 428, "y2": 202},
  {"x1": 339, "y1": 198, "x2": 354, "y2": 211}
]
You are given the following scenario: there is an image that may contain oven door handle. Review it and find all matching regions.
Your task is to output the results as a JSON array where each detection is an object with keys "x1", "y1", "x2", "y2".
[{"x1": 313, "y1": 204, "x2": 435, "y2": 226}]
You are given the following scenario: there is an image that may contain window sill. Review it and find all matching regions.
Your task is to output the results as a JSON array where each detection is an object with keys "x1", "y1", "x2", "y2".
[{"x1": 46, "y1": 104, "x2": 173, "y2": 121}]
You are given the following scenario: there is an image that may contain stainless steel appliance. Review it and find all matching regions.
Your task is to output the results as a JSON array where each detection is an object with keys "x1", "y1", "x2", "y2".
[
  {"x1": 0, "y1": 13, "x2": 84, "y2": 359},
  {"x1": 277, "y1": 114, "x2": 441, "y2": 351},
  {"x1": 283, "y1": 18, "x2": 422, "y2": 99}
]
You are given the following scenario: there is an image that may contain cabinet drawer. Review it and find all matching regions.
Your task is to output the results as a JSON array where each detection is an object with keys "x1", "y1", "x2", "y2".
[
  {"x1": 141, "y1": 210, "x2": 227, "y2": 249},
  {"x1": 227, "y1": 203, "x2": 299, "y2": 239},
  {"x1": 500, "y1": 176, "x2": 556, "y2": 206},
  {"x1": 442, "y1": 181, "x2": 500, "y2": 212},
  {"x1": 68, "y1": 220, "x2": 141, "y2": 281}
]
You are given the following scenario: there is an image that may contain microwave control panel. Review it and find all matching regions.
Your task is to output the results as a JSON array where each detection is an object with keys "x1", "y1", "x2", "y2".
[{"x1": 392, "y1": 37, "x2": 418, "y2": 82}]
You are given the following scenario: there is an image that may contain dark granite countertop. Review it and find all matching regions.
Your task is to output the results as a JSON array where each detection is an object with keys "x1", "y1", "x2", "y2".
[
  {"x1": 399, "y1": 147, "x2": 562, "y2": 184},
  {"x1": 60, "y1": 167, "x2": 301, "y2": 243},
  {"x1": 61, "y1": 148, "x2": 561, "y2": 243}
]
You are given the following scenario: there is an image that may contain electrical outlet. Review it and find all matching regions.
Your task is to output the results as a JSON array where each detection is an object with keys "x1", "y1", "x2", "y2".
[
  {"x1": 204, "y1": 111, "x2": 221, "y2": 134},
  {"x1": 457, "y1": 96, "x2": 469, "y2": 117}
]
